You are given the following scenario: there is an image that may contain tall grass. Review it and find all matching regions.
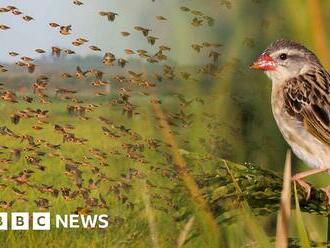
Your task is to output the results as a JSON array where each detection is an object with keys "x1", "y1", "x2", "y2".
[
  {"x1": 1, "y1": 0, "x2": 330, "y2": 247},
  {"x1": 151, "y1": 101, "x2": 221, "y2": 247},
  {"x1": 275, "y1": 150, "x2": 291, "y2": 248}
]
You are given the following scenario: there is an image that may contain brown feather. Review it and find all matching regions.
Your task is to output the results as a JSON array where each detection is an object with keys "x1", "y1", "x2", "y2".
[{"x1": 283, "y1": 69, "x2": 330, "y2": 145}]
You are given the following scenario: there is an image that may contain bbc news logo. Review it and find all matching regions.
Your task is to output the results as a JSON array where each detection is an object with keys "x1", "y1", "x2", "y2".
[{"x1": 0, "y1": 213, "x2": 109, "y2": 230}]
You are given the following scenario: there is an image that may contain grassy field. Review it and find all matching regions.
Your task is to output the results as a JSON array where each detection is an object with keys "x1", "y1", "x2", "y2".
[
  {"x1": 0, "y1": 91, "x2": 325, "y2": 248},
  {"x1": 0, "y1": 94, "x2": 228, "y2": 247},
  {"x1": 2, "y1": 0, "x2": 330, "y2": 247}
]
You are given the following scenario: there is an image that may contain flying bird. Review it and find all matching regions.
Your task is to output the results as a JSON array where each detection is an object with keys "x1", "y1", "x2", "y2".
[
  {"x1": 73, "y1": 0, "x2": 84, "y2": 6},
  {"x1": 0, "y1": 25, "x2": 10, "y2": 30},
  {"x1": 134, "y1": 26, "x2": 151, "y2": 37},
  {"x1": 89, "y1": 45, "x2": 101, "y2": 51},
  {"x1": 60, "y1": 25, "x2": 72, "y2": 35},
  {"x1": 51, "y1": 46, "x2": 61, "y2": 57},
  {"x1": 99, "y1": 11, "x2": 118, "y2": 22},
  {"x1": 22, "y1": 16, "x2": 34, "y2": 21},
  {"x1": 49, "y1": 22, "x2": 60, "y2": 28}
]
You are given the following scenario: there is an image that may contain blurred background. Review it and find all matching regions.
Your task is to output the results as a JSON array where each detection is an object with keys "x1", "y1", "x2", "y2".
[
  {"x1": 0, "y1": 0, "x2": 305, "y2": 168},
  {"x1": 0, "y1": 0, "x2": 330, "y2": 246}
]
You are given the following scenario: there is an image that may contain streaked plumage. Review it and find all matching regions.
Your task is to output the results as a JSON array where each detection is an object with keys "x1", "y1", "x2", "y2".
[{"x1": 251, "y1": 39, "x2": 330, "y2": 200}]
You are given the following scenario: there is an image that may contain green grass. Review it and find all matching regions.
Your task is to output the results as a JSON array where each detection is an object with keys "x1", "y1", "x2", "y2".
[
  {"x1": 0, "y1": 95, "x2": 327, "y2": 247},
  {"x1": 0, "y1": 96, "x2": 224, "y2": 247},
  {"x1": 1, "y1": 0, "x2": 330, "y2": 246}
]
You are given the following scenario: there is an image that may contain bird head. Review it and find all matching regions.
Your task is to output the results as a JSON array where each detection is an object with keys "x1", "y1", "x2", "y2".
[{"x1": 250, "y1": 39, "x2": 322, "y2": 83}]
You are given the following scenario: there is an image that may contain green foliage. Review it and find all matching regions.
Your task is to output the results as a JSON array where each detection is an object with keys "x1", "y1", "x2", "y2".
[{"x1": 1, "y1": 0, "x2": 330, "y2": 247}]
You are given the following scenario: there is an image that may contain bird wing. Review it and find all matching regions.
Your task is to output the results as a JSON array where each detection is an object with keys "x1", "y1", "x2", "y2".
[{"x1": 283, "y1": 69, "x2": 330, "y2": 145}]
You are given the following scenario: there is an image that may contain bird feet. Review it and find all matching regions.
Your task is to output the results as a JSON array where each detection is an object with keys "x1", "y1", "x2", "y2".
[
  {"x1": 292, "y1": 175, "x2": 311, "y2": 201},
  {"x1": 291, "y1": 168, "x2": 328, "y2": 201}
]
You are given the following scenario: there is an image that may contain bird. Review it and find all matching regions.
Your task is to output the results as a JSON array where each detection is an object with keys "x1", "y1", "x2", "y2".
[
  {"x1": 73, "y1": 0, "x2": 84, "y2": 6},
  {"x1": 89, "y1": 45, "x2": 101, "y2": 51},
  {"x1": 250, "y1": 39, "x2": 330, "y2": 202},
  {"x1": 51, "y1": 46, "x2": 61, "y2": 57},
  {"x1": 0, "y1": 24, "x2": 10, "y2": 30},
  {"x1": 147, "y1": 36, "x2": 158, "y2": 45},
  {"x1": 120, "y1": 31, "x2": 130, "y2": 37},
  {"x1": 35, "y1": 48, "x2": 46, "y2": 54},
  {"x1": 99, "y1": 11, "x2": 118, "y2": 22},
  {"x1": 134, "y1": 26, "x2": 151, "y2": 36},
  {"x1": 22, "y1": 15, "x2": 34, "y2": 21},
  {"x1": 155, "y1": 16, "x2": 167, "y2": 21},
  {"x1": 49, "y1": 22, "x2": 60, "y2": 28},
  {"x1": 59, "y1": 25, "x2": 72, "y2": 35}
]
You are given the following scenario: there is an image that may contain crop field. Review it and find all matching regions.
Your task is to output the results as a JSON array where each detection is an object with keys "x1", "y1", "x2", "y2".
[
  {"x1": 0, "y1": 92, "x2": 240, "y2": 247},
  {"x1": 1, "y1": 0, "x2": 330, "y2": 247}
]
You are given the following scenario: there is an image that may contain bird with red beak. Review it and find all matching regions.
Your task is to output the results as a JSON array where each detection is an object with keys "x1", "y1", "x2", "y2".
[
  {"x1": 250, "y1": 39, "x2": 330, "y2": 203},
  {"x1": 250, "y1": 53, "x2": 276, "y2": 71}
]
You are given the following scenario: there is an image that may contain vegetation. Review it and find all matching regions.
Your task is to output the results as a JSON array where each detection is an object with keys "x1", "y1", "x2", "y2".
[{"x1": 0, "y1": 0, "x2": 330, "y2": 247}]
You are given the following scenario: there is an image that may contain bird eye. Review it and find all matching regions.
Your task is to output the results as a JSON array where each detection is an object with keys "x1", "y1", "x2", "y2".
[{"x1": 279, "y1": 53, "x2": 287, "y2": 60}]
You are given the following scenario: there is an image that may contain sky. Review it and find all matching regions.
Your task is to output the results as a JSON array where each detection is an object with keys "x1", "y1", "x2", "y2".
[{"x1": 0, "y1": 0, "x2": 222, "y2": 65}]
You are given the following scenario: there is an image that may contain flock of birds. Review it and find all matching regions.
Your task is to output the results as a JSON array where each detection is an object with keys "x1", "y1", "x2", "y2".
[{"x1": 0, "y1": 1, "x2": 248, "y2": 219}]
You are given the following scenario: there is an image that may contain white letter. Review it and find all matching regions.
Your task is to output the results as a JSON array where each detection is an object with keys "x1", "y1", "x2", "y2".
[
  {"x1": 81, "y1": 215, "x2": 98, "y2": 228},
  {"x1": 70, "y1": 215, "x2": 80, "y2": 228},
  {"x1": 56, "y1": 215, "x2": 68, "y2": 228},
  {"x1": 98, "y1": 214, "x2": 108, "y2": 229}
]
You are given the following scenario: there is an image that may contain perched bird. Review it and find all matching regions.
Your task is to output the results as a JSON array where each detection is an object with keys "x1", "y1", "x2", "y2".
[{"x1": 250, "y1": 39, "x2": 330, "y2": 201}]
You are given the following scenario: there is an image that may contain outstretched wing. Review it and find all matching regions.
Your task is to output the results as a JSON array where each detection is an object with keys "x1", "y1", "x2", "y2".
[{"x1": 283, "y1": 70, "x2": 330, "y2": 145}]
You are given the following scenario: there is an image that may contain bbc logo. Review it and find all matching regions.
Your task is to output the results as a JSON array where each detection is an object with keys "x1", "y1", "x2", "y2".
[
  {"x1": 0, "y1": 213, "x2": 109, "y2": 230},
  {"x1": 0, "y1": 212, "x2": 50, "y2": 230}
]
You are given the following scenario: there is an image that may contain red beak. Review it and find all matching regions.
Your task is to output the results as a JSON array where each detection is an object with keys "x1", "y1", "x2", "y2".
[{"x1": 250, "y1": 53, "x2": 276, "y2": 71}]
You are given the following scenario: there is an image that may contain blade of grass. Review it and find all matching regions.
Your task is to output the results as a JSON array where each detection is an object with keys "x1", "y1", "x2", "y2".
[
  {"x1": 275, "y1": 150, "x2": 292, "y2": 248},
  {"x1": 151, "y1": 101, "x2": 220, "y2": 247},
  {"x1": 176, "y1": 216, "x2": 195, "y2": 248},
  {"x1": 294, "y1": 181, "x2": 311, "y2": 248},
  {"x1": 223, "y1": 160, "x2": 272, "y2": 248},
  {"x1": 141, "y1": 180, "x2": 160, "y2": 248},
  {"x1": 328, "y1": 217, "x2": 330, "y2": 247}
]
